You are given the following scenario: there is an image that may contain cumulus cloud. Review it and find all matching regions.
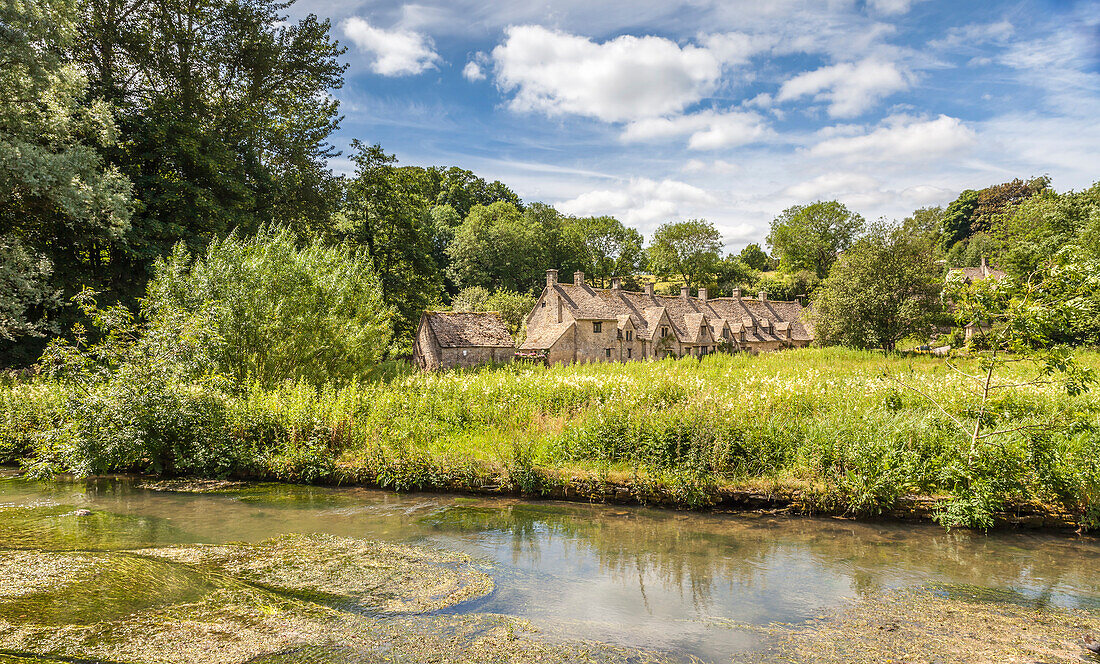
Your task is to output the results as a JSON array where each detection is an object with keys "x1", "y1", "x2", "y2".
[
  {"x1": 558, "y1": 178, "x2": 715, "y2": 226},
  {"x1": 342, "y1": 17, "x2": 440, "y2": 76},
  {"x1": 491, "y1": 25, "x2": 726, "y2": 122},
  {"x1": 462, "y1": 51, "x2": 489, "y2": 81},
  {"x1": 682, "y1": 159, "x2": 741, "y2": 174},
  {"x1": 865, "y1": 0, "x2": 922, "y2": 15},
  {"x1": 621, "y1": 110, "x2": 771, "y2": 149},
  {"x1": 777, "y1": 58, "x2": 909, "y2": 117},
  {"x1": 810, "y1": 114, "x2": 977, "y2": 161},
  {"x1": 782, "y1": 173, "x2": 880, "y2": 200}
]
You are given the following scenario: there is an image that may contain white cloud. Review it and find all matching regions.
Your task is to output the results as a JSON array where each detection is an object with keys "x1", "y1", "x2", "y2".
[
  {"x1": 621, "y1": 110, "x2": 771, "y2": 149},
  {"x1": 491, "y1": 25, "x2": 726, "y2": 122},
  {"x1": 558, "y1": 178, "x2": 715, "y2": 226},
  {"x1": 810, "y1": 114, "x2": 976, "y2": 161},
  {"x1": 699, "y1": 31, "x2": 776, "y2": 65},
  {"x1": 463, "y1": 51, "x2": 489, "y2": 81},
  {"x1": 865, "y1": 0, "x2": 921, "y2": 15},
  {"x1": 783, "y1": 173, "x2": 879, "y2": 200},
  {"x1": 341, "y1": 17, "x2": 440, "y2": 76},
  {"x1": 776, "y1": 58, "x2": 909, "y2": 118},
  {"x1": 929, "y1": 20, "x2": 1014, "y2": 51},
  {"x1": 682, "y1": 159, "x2": 741, "y2": 174}
]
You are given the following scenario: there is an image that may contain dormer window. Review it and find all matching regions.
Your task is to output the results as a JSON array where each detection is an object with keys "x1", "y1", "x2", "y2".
[
  {"x1": 626, "y1": 330, "x2": 633, "y2": 341},
  {"x1": 661, "y1": 326, "x2": 668, "y2": 337},
  {"x1": 723, "y1": 329, "x2": 730, "y2": 340},
  {"x1": 593, "y1": 322, "x2": 602, "y2": 333}
]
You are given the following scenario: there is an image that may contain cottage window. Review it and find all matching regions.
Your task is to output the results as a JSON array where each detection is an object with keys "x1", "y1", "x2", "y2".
[
  {"x1": 593, "y1": 322, "x2": 602, "y2": 333},
  {"x1": 661, "y1": 326, "x2": 668, "y2": 337},
  {"x1": 541, "y1": 302, "x2": 546, "y2": 308},
  {"x1": 605, "y1": 348, "x2": 611, "y2": 358},
  {"x1": 627, "y1": 348, "x2": 632, "y2": 358},
  {"x1": 626, "y1": 330, "x2": 633, "y2": 341},
  {"x1": 723, "y1": 329, "x2": 730, "y2": 339}
]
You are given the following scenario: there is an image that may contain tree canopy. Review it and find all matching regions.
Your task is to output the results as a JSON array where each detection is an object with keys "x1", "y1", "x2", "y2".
[
  {"x1": 767, "y1": 201, "x2": 865, "y2": 278},
  {"x1": 646, "y1": 219, "x2": 723, "y2": 289}
]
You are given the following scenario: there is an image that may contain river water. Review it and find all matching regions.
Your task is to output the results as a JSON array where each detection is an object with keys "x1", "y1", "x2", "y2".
[{"x1": 2, "y1": 471, "x2": 1099, "y2": 662}]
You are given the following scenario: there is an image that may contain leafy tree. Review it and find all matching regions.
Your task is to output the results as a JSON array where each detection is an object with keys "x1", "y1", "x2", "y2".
[
  {"x1": 143, "y1": 227, "x2": 392, "y2": 387},
  {"x1": 646, "y1": 219, "x2": 722, "y2": 289},
  {"x1": 67, "y1": 0, "x2": 347, "y2": 301},
  {"x1": 340, "y1": 142, "x2": 442, "y2": 350},
  {"x1": 756, "y1": 269, "x2": 819, "y2": 302},
  {"x1": 0, "y1": 0, "x2": 133, "y2": 346},
  {"x1": 901, "y1": 206, "x2": 944, "y2": 246},
  {"x1": 767, "y1": 201, "x2": 865, "y2": 278},
  {"x1": 941, "y1": 190, "x2": 980, "y2": 251},
  {"x1": 563, "y1": 216, "x2": 645, "y2": 287},
  {"x1": 0, "y1": 236, "x2": 61, "y2": 343},
  {"x1": 446, "y1": 201, "x2": 544, "y2": 293},
  {"x1": 970, "y1": 176, "x2": 1050, "y2": 234},
  {"x1": 993, "y1": 182, "x2": 1100, "y2": 276},
  {"x1": 403, "y1": 166, "x2": 522, "y2": 220},
  {"x1": 812, "y1": 223, "x2": 943, "y2": 351},
  {"x1": 524, "y1": 203, "x2": 586, "y2": 280},
  {"x1": 738, "y1": 243, "x2": 769, "y2": 271},
  {"x1": 713, "y1": 256, "x2": 759, "y2": 295}
]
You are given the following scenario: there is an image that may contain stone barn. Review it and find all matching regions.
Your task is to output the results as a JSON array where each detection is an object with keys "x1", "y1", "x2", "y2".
[{"x1": 412, "y1": 311, "x2": 515, "y2": 370}]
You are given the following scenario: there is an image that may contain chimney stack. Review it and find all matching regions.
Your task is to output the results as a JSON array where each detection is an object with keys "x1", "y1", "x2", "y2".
[
  {"x1": 732, "y1": 288, "x2": 741, "y2": 300},
  {"x1": 758, "y1": 290, "x2": 767, "y2": 302},
  {"x1": 546, "y1": 269, "x2": 558, "y2": 287},
  {"x1": 610, "y1": 277, "x2": 621, "y2": 291},
  {"x1": 681, "y1": 285, "x2": 690, "y2": 299},
  {"x1": 574, "y1": 271, "x2": 585, "y2": 286},
  {"x1": 645, "y1": 283, "x2": 654, "y2": 296},
  {"x1": 698, "y1": 287, "x2": 708, "y2": 302}
]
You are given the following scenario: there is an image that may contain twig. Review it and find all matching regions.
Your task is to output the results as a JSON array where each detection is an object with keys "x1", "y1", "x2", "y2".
[{"x1": 883, "y1": 372, "x2": 970, "y2": 436}]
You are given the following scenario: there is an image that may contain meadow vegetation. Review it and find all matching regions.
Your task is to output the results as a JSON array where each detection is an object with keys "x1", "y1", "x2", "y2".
[{"x1": 3, "y1": 347, "x2": 1098, "y2": 531}]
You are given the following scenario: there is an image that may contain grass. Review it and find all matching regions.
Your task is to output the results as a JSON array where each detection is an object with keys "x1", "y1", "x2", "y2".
[{"x1": 2, "y1": 347, "x2": 1099, "y2": 529}]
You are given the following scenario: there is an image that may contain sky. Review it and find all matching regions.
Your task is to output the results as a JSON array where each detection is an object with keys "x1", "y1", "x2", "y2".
[{"x1": 288, "y1": 0, "x2": 1100, "y2": 252}]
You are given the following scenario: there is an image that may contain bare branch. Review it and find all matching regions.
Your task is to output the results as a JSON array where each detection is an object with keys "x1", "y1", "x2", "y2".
[{"x1": 883, "y1": 372, "x2": 970, "y2": 435}]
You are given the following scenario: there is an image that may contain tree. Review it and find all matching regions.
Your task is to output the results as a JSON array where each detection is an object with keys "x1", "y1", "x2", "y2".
[
  {"x1": 738, "y1": 243, "x2": 769, "y2": 271},
  {"x1": 767, "y1": 201, "x2": 865, "y2": 278},
  {"x1": 451, "y1": 286, "x2": 536, "y2": 339},
  {"x1": 0, "y1": 0, "x2": 133, "y2": 345},
  {"x1": 563, "y1": 216, "x2": 646, "y2": 287},
  {"x1": 0, "y1": 236, "x2": 61, "y2": 344},
  {"x1": 713, "y1": 256, "x2": 759, "y2": 295},
  {"x1": 143, "y1": 227, "x2": 392, "y2": 387},
  {"x1": 646, "y1": 219, "x2": 722, "y2": 289},
  {"x1": 446, "y1": 201, "x2": 544, "y2": 294},
  {"x1": 340, "y1": 142, "x2": 442, "y2": 351},
  {"x1": 941, "y1": 190, "x2": 980, "y2": 251},
  {"x1": 812, "y1": 223, "x2": 943, "y2": 351}
]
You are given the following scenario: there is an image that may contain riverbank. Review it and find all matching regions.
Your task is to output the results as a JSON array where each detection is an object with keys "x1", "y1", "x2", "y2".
[{"x1": 2, "y1": 347, "x2": 1098, "y2": 530}]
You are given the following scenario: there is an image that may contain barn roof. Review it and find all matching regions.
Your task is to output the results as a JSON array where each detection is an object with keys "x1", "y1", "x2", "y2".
[{"x1": 422, "y1": 311, "x2": 514, "y2": 348}]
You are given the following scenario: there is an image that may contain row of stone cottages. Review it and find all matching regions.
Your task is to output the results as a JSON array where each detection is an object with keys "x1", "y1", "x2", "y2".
[{"x1": 413, "y1": 269, "x2": 813, "y2": 370}]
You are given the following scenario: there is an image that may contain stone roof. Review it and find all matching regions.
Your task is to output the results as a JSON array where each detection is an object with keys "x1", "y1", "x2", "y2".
[
  {"x1": 519, "y1": 321, "x2": 573, "y2": 350},
  {"x1": 545, "y1": 283, "x2": 813, "y2": 345},
  {"x1": 949, "y1": 264, "x2": 1007, "y2": 282},
  {"x1": 423, "y1": 311, "x2": 514, "y2": 348}
]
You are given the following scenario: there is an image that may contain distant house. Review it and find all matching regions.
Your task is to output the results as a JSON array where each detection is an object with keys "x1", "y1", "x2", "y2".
[
  {"x1": 520, "y1": 270, "x2": 812, "y2": 365},
  {"x1": 946, "y1": 257, "x2": 1008, "y2": 340},
  {"x1": 413, "y1": 311, "x2": 515, "y2": 370}
]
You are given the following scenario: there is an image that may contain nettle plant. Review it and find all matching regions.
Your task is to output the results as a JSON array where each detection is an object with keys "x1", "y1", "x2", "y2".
[{"x1": 889, "y1": 265, "x2": 1096, "y2": 529}]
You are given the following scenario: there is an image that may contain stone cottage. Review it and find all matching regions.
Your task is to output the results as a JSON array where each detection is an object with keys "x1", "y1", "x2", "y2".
[
  {"x1": 947, "y1": 256, "x2": 1007, "y2": 340},
  {"x1": 520, "y1": 270, "x2": 813, "y2": 365},
  {"x1": 413, "y1": 311, "x2": 515, "y2": 370}
]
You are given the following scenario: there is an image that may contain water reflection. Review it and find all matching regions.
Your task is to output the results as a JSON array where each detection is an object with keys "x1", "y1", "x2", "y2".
[{"x1": 2, "y1": 471, "x2": 1098, "y2": 662}]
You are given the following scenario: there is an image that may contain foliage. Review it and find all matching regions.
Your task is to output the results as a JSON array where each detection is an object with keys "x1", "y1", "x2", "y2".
[
  {"x1": 993, "y1": 181, "x2": 1100, "y2": 276},
  {"x1": 143, "y1": 226, "x2": 393, "y2": 388},
  {"x1": 738, "y1": 243, "x2": 770, "y2": 271},
  {"x1": 646, "y1": 219, "x2": 722, "y2": 289},
  {"x1": 813, "y1": 223, "x2": 943, "y2": 351},
  {"x1": 563, "y1": 215, "x2": 646, "y2": 287},
  {"x1": 941, "y1": 190, "x2": 980, "y2": 251},
  {"x1": 0, "y1": 236, "x2": 61, "y2": 342},
  {"x1": 446, "y1": 201, "x2": 545, "y2": 294},
  {"x1": 5, "y1": 348, "x2": 1099, "y2": 530},
  {"x1": 451, "y1": 286, "x2": 536, "y2": 339},
  {"x1": 713, "y1": 256, "x2": 760, "y2": 295},
  {"x1": 340, "y1": 142, "x2": 441, "y2": 350},
  {"x1": 767, "y1": 201, "x2": 865, "y2": 278}
]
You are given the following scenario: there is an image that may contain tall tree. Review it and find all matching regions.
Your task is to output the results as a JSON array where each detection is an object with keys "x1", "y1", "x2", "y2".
[
  {"x1": 446, "y1": 201, "x2": 544, "y2": 294},
  {"x1": 646, "y1": 219, "x2": 722, "y2": 289},
  {"x1": 0, "y1": 0, "x2": 133, "y2": 362},
  {"x1": 738, "y1": 243, "x2": 769, "y2": 271},
  {"x1": 940, "y1": 189, "x2": 979, "y2": 251},
  {"x1": 564, "y1": 215, "x2": 645, "y2": 287},
  {"x1": 68, "y1": 0, "x2": 347, "y2": 300},
  {"x1": 767, "y1": 201, "x2": 864, "y2": 278},
  {"x1": 340, "y1": 142, "x2": 441, "y2": 350},
  {"x1": 812, "y1": 223, "x2": 943, "y2": 351}
]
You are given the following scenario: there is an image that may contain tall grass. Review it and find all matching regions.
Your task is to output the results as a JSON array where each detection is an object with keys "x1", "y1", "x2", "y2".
[{"x1": 2, "y1": 348, "x2": 1098, "y2": 529}]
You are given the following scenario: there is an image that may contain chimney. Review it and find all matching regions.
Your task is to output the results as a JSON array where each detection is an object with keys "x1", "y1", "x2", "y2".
[
  {"x1": 574, "y1": 271, "x2": 585, "y2": 286},
  {"x1": 546, "y1": 269, "x2": 558, "y2": 287},
  {"x1": 758, "y1": 290, "x2": 767, "y2": 302},
  {"x1": 698, "y1": 287, "x2": 708, "y2": 302},
  {"x1": 645, "y1": 283, "x2": 654, "y2": 296},
  {"x1": 981, "y1": 255, "x2": 989, "y2": 276},
  {"x1": 680, "y1": 285, "x2": 690, "y2": 299},
  {"x1": 732, "y1": 288, "x2": 741, "y2": 300},
  {"x1": 610, "y1": 277, "x2": 621, "y2": 291}
]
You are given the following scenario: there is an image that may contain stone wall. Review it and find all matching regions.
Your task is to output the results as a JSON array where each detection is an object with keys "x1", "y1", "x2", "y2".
[
  {"x1": 414, "y1": 324, "x2": 441, "y2": 370},
  {"x1": 438, "y1": 346, "x2": 513, "y2": 370}
]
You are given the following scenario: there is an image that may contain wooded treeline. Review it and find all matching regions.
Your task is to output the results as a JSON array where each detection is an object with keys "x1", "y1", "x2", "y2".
[{"x1": 3, "y1": 0, "x2": 1098, "y2": 363}]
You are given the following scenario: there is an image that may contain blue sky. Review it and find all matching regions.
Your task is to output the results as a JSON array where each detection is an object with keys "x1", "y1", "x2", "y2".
[{"x1": 288, "y1": 0, "x2": 1099, "y2": 251}]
